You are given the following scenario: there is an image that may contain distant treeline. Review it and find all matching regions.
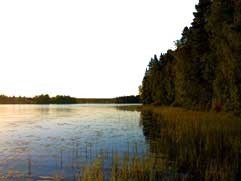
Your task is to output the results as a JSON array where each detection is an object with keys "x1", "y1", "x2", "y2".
[
  {"x1": 0, "y1": 94, "x2": 140, "y2": 104},
  {"x1": 115, "y1": 95, "x2": 140, "y2": 104},
  {"x1": 140, "y1": 0, "x2": 241, "y2": 112}
]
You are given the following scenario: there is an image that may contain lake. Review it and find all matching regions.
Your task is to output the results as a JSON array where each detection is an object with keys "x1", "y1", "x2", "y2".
[{"x1": 0, "y1": 104, "x2": 148, "y2": 180}]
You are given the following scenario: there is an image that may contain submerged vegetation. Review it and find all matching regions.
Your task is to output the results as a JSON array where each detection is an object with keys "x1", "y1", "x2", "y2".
[{"x1": 141, "y1": 0, "x2": 241, "y2": 112}]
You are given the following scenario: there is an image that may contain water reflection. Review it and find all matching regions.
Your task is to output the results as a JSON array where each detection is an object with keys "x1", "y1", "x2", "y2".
[
  {"x1": 0, "y1": 104, "x2": 146, "y2": 180},
  {"x1": 139, "y1": 109, "x2": 241, "y2": 180}
]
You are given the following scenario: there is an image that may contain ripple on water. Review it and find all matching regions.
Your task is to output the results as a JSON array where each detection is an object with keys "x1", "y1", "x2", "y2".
[{"x1": 0, "y1": 104, "x2": 146, "y2": 178}]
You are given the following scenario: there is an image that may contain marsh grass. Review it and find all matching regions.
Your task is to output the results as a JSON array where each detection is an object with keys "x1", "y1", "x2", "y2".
[
  {"x1": 141, "y1": 106, "x2": 241, "y2": 180},
  {"x1": 3, "y1": 106, "x2": 237, "y2": 180},
  {"x1": 76, "y1": 106, "x2": 241, "y2": 180},
  {"x1": 79, "y1": 154, "x2": 170, "y2": 181}
]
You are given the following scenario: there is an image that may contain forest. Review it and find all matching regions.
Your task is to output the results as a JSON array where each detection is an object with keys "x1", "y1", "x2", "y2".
[
  {"x1": 140, "y1": 0, "x2": 241, "y2": 113},
  {"x1": 0, "y1": 94, "x2": 140, "y2": 104}
]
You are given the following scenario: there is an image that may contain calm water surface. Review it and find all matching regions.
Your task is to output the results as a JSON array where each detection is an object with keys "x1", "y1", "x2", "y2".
[{"x1": 0, "y1": 104, "x2": 147, "y2": 179}]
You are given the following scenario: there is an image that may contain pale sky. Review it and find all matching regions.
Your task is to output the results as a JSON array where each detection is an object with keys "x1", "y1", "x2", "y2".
[{"x1": 0, "y1": 0, "x2": 199, "y2": 98}]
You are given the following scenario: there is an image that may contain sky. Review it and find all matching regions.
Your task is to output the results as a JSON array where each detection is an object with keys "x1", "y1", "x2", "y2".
[{"x1": 0, "y1": 0, "x2": 199, "y2": 98}]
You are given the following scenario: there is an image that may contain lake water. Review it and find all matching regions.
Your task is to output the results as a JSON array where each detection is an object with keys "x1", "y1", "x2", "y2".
[{"x1": 0, "y1": 104, "x2": 148, "y2": 179}]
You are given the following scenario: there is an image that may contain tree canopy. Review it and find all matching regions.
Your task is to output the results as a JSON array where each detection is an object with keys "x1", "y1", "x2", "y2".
[{"x1": 141, "y1": 0, "x2": 241, "y2": 112}]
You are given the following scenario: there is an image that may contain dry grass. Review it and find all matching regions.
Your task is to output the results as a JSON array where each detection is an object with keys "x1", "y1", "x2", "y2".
[
  {"x1": 77, "y1": 154, "x2": 169, "y2": 181},
  {"x1": 56, "y1": 106, "x2": 241, "y2": 180},
  {"x1": 141, "y1": 106, "x2": 241, "y2": 180}
]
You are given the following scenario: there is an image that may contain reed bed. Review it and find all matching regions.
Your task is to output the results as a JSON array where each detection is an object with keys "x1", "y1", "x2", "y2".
[
  {"x1": 75, "y1": 106, "x2": 241, "y2": 180},
  {"x1": 141, "y1": 106, "x2": 241, "y2": 180},
  {"x1": 2, "y1": 106, "x2": 239, "y2": 180},
  {"x1": 77, "y1": 154, "x2": 170, "y2": 181}
]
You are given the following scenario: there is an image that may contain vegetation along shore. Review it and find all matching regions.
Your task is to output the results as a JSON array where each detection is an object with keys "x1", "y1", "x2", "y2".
[
  {"x1": 60, "y1": 105, "x2": 241, "y2": 180},
  {"x1": 65, "y1": 0, "x2": 241, "y2": 179}
]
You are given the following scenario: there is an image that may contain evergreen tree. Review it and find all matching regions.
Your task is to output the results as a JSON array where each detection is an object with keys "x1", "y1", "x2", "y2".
[{"x1": 141, "y1": 0, "x2": 241, "y2": 112}]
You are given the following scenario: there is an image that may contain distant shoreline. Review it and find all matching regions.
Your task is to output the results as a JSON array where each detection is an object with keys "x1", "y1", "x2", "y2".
[{"x1": 0, "y1": 94, "x2": 140, "y2": 104}]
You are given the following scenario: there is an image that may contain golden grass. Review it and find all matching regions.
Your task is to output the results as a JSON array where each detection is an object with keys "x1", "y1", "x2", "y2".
[
  {"x1": 59, "y1": 106, "x2": 241, "y2": 180},
  {"x1": 141, "y1": 106, "x2": 241, "y2": 180},
  {"x1": 78, "y1": 154, "x2": 169, "y2": 181}
]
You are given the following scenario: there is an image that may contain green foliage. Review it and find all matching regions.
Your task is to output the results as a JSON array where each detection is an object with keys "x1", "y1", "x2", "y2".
[
  {"x1": 0, "y1": 94, "x2": 140, "y2": 104},
  {"x1": 141, "y1": 0, "x2": 241, "y2": 112},
  {"x1": 0, "y1": 95, "x2": 32, "y2": 104},
  {"x1": 115, "y1": 95, "x2": 140, "y2": 104},
  {"x1": 207, "y1": 0, "x2": 241, "y2": 112},
  {"x1": 33, "y1": 94, "x2": 51, "y2": 104},
  {"x1": 50, "y1": 95, "x2": 77, "y2": 104},
  {"x1": 141, "y1": 52, "x2": 175, "y2": 105},
  {"x1": 141, "y1": 69, "x2": 153, "y2": 104}
]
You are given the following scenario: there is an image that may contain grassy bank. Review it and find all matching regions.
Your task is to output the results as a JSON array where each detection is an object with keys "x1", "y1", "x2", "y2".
[
  {"x1": 74, "y1": 155, "x2": 169, "y2": 181},
  {"x1": 58, "y1": 106, "x2": 241, "y2": 180},
  {"x1": 141, "y1": 106, "x2": 241, "y2": 180}
]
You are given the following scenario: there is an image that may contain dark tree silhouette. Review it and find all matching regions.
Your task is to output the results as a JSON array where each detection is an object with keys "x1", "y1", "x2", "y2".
[{"x1": 140, "y1": 0, "x2": 241, "y2": 112}]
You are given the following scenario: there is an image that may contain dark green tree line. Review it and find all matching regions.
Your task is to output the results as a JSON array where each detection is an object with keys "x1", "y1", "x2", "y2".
[
  {"x1": 141, "y1": 0, "x2": 241, "y2": 112},
  {"x1": 0, "y1": 94, "x2": 140, "y2": 104}
]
